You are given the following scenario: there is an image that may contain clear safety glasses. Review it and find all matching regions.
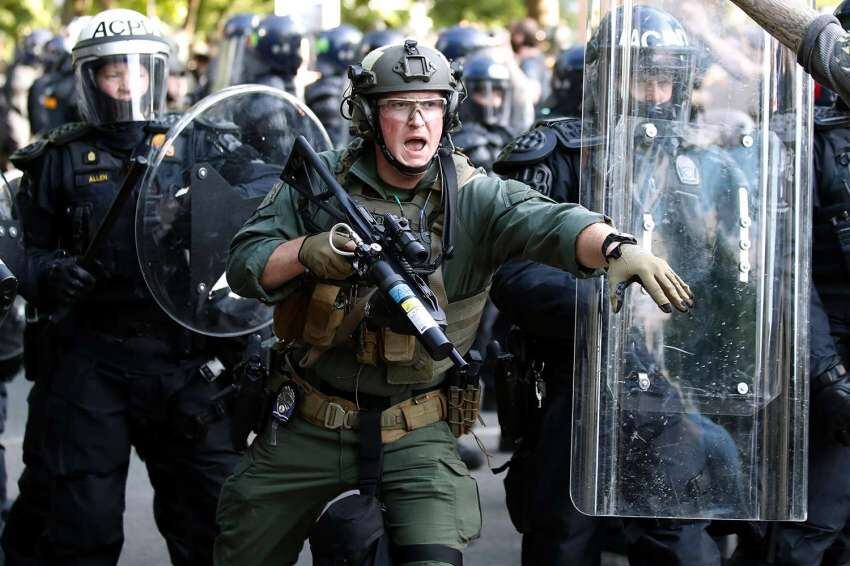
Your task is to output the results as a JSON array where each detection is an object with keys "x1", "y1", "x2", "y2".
[{"x1": 377, "y1": 97, "x2": 447, "y2": 121}]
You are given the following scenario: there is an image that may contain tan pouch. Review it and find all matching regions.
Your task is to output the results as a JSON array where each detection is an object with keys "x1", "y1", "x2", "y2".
[
  {"x1": 302, "y1": 284, "x2": 345, "y2": 347},
  {"x1": 380, "y1": 329, "x2": 416, "y2": 363},
  {"x1": 273, "y1": 286, "x2": 312, "y2": 343},
  {"x1": 357, "y1": 326, "x2": 380, "y2": 365}
]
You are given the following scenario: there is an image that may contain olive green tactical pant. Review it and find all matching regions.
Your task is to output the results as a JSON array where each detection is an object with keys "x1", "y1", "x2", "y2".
[{"x1": 213, "y1": 414, "x2": 482, "y2": 566}]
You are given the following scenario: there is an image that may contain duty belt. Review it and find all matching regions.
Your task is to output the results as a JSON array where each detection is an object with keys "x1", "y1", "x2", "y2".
[{"x1": 293, "y1": 376, "x2": 448, "y2": 443}]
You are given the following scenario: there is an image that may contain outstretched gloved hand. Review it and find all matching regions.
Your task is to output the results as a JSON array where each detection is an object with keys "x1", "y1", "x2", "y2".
[
  {"x1": 606, "y1": 244, "x2": 694, "y2": 314},
  {"x1": 298, "y1": 231, "x2": 356, "y2": 280},
  {"x1": 46, "y1": 256, "x2": 97, "y2": 306}
]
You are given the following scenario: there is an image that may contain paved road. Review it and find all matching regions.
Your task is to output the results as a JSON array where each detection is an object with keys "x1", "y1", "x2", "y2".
[{"x1": 4, "y1": 377, "x2": 528, "y2": 565}]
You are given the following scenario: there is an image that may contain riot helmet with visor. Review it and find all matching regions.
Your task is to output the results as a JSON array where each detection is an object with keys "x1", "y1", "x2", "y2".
[
  {"x1": 459, "y1": 52, "x2": 511, "y2": 126},
  {"x1": 72, "y1": 9, "x2": 169, "y2": 126},
  {"x1": 586, "y1": 5, "x2": 696, "y2": 124}
]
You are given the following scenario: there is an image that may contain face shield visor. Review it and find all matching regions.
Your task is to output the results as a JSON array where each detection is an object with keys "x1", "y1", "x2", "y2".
[
  {"x1": 77, "y1": 53, "x2": 168, "y2": 125},
  {"x1": 624, "y1": 49, "x2": 695, "y2": 123},
  {"x1": 210, "y1": 35, "x2": 249, "y2": 92},
  {"x1": 462, "y1": 79, "x2": 511, "y2": 126}
]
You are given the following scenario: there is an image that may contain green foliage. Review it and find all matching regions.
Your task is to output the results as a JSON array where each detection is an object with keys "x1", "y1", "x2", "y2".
[
  {"x1": 341, "y1": 0, "x2": 410, "y2": 31},
  {"x1": 429, "y1": 0, "x2": 525, "y2": 28},
  {"x1": 0, "y1": 0, "x2": 53, "y2": 40}
]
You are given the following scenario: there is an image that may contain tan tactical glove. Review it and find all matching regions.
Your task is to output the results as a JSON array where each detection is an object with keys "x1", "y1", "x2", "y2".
[
  {"x1": 606, "y1": 244, "x2": 694, "y2": 314},
  {"x1": 298, "y1": 231, "x2": 355, "y2": 280}
]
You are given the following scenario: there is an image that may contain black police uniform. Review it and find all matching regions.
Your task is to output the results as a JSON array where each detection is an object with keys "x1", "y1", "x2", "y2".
[
  {"x1": 0, "y1": 121, "x2": 246, "y2": 566},
  {"x1": 27, "y1": 56, "x2": 79, "y2": 136},
  {"x1": 452, "y1": 121, "x2": 513, "y2": 174},
  {"x1": 749, "y1": 104, "x2": 850, "y2": 566},
  {"x1": 305, "y1": 75, "x2": 349, "y2": 148},
  {"x1": 492, "y1": 117, "x2": 723, "y2": 566}
]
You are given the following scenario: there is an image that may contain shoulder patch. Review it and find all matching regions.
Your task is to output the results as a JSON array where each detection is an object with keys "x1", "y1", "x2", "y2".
[
  {"x1": 10, "y1": 139, "x2": 49, "y2": 168},
  {"x1": 259, "y1": 181, "x2": 283, "y2": 209},
  {"x1": 492, "y1": 126, "x2": 557, "y2": 175},
  {"x1": 46, "y1": 122, "x2": 93, "y2": 145}
]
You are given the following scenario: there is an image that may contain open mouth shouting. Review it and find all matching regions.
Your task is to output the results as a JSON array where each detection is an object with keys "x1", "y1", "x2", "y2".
[{"x1": 404, "y1": 136, "x2": 428, "y2": 152}]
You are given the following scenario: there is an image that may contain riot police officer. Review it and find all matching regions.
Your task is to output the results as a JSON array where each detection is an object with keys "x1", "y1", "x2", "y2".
[
  {"x1": 204, "y1": 13, "x2": 260, "y2": 97},
  {"x1": 453, "y1": 52, "x2": 515, "y2": 173},
  {"x1": 306, "y1": 25, "x2": 363, "y2": 148},
  {"x1": 537, "y1": 45, "x2": 583, "y2": 119},
  {"x1": 0, "y1": 10, "x2": 245, "y2": 565},
  {"x1": 733, "y1": 1, "x2": 850, "y2": 563},
  {"x1": 249, "y1": 15, "x2": 304, "y2": 95},
  {"x1": 493, "y1": 5, "x2": 766, "y2": 564},
  {"x1": 27, "y1": 33, "x2": 80, "y2": 136},
  {"x1": 215, "y1": 38, "x2": 692, "y2": 566}
]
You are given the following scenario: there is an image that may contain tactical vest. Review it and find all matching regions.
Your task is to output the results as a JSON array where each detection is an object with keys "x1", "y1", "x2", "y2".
[
  {"x1": 284, "y1": 144, "x2": 490, "y2": 386},
  {"x1": 813, "y1": 109, "x2": 850, "y2": 299}
]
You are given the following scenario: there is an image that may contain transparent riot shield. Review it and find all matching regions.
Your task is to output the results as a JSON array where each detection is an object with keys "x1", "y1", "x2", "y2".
[
  {"x1": 571, "y1": 0, "x2": 811, "y2": 520},
  {"x1": 136, "y1": 85, "x2": 331, "y2": 337}
]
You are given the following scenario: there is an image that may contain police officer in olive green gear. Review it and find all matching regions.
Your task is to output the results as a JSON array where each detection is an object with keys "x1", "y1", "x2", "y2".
[{"x1": 216, "y1": 39, "x2": 693, "y2": 566}]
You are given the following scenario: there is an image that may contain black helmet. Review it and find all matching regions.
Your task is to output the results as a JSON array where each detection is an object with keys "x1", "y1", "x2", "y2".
[
  {"x1": 253, "y1": 15, "x2": 304, "y2": 77},
  {"x1": 586, "y1": 5, "x2": 695, "y2": 123},
  {"x1": 356, "y1": 29, "x2": 404, "y2": 63},
  {"x1": 551, "y1": 46, "x2": 584, "y2": 117},
  {"x1": 459, "y1": 52, "x2": 511, "y2": 127},
  {"x1": 209, "y1": 13, "x2": 259, "y2": 91},
  {"x1": 435, "y1": 25, "x2": 490, "y2": 62},
  {"x1": 345, "y1": 39, "x2": 464, "y2": 174},
  {"x1": 72, "y1": 9, "x2": 169, "y2": 125},
  {"x1": 315, "y1": 25, "x2": 363, "y2": 76},
  {"x1": 836, "y1": 0, "x2": 850, "y2": 30},
  {"x1": 19, "y1": 29, "x2": 53, "y2": 66},
  {"x1": 224, "y1": 13, "x2": 259, "y2": 38}
]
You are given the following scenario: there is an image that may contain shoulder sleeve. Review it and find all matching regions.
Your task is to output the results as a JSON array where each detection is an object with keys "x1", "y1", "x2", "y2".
[
  {"x1": 458, "y1": 175, "x2": 608, "y2": 278},
  {"x1": 226, "y1": 180, "x2": 306, "y2": 303}
]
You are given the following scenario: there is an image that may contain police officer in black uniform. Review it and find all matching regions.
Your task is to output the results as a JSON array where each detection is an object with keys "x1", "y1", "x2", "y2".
[
  {"x1": 735, "y1": 1, "x2": 850, "y2": 562},
  {"x1": 27, "y1": 35, "x2": 80, "y2": 136},
  {"x1": 492, "y1": 6, "x2": 729, "y2": 565},
  {"x1": 453, "y1": 52, "x2": 515, "y2": 173},
  {"x1": 305, "y1": 25, "x2": 362, "y2": 148},
  {"x1": 537, "y1": 46, "x2": 584, "y2": 120},
  {"x1": 0, "y1": 10, "x2": 248, "y2": 566},
  {"x1": 199, "y1": 13, "x2": 260, "y2": 100},
  {"x1": 248, "y1": 15, "x2": 304, "y2": 95}
]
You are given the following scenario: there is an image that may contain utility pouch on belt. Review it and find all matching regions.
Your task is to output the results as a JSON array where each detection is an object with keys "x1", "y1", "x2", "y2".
[
  {"x1": 447, "y1": 350, "x2": 482, "y2": 437},
  {"x1": 491, "y1": 340, "x2": 521, "y2": 451},
  {"x1": 23, "y1": 304, "x2": 52, "y2": 383},
  {"x1": 303, "y1": 283, "x2": 345, "y2": 347},
  {"x1": 380, "y1": 329, "x2": 416, "y2": 363},
  {"x1": 357, "y1": 326, "x2": 380, "y2": 365},
  {"x1": 273, "y1": 284, "x2": 312, "y2": 343}
]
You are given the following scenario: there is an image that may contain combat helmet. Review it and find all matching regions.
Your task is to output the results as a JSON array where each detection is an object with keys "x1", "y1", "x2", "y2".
[{"x1": 344, "y1": 39, "x2": 465, "y2": 174}]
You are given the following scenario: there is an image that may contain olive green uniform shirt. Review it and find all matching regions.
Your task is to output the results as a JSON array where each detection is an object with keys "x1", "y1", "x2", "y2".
[{"x1": 227, "y1": 146, "x2": 606, "y2": 397}]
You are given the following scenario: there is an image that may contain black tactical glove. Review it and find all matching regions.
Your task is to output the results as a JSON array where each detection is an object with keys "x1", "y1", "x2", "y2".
[
  {"x1": 45, "y1": 256, "x2": 96, "y2": 306},
  {"x1": 812, "y1": 364, "x2": 850, "y2": 446}
]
